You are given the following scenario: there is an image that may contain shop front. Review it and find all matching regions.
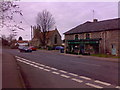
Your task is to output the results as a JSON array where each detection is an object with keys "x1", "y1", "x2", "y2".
[{"x1": 66, "y1": 38, "x2": 101, "y2": 55}]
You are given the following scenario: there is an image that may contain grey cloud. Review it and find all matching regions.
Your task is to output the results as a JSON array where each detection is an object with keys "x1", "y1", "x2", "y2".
[{"x1": 12, "y1": 2, "x2": 118, "y2": 40}]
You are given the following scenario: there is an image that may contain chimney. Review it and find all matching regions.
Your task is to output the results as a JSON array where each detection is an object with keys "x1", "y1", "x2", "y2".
[{"x1": 93, "y1": 19, "x2": 98, "y2": 22}]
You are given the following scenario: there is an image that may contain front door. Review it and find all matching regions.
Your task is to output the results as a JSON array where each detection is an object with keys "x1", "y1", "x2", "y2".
[
  {"x1": 80, "y1": 44, "x2": 84, "y2": 54},
  {"x1": 111, "y1": 44, "x2": 116, "y2": 55}
]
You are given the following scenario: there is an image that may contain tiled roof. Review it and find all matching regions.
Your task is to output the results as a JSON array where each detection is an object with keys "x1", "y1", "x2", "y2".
[
  {"x1": 46, "y1": 30, "x2": 56, "y2": 38},
  {"x1": 64, "y1": 18, "x2": 120, "y2": 35},
  {"x1": 33, "y1": 29, "x2": 57, "y2": 39}
]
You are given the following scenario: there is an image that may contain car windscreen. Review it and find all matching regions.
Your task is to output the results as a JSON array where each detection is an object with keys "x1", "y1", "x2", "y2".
[{"x1": 18, "y1": 46, "x2": 25, "y2": 49}]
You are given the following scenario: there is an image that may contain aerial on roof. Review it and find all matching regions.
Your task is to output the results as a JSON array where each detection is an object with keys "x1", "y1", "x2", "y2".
[{"x1": 64, "y1": 18, "x2": 120, "y2": 35}]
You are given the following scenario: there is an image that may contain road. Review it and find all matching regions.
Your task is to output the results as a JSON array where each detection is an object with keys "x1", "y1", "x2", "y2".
[{"x1": 3, "y1": 49, "x2": 119, "y2": 88}]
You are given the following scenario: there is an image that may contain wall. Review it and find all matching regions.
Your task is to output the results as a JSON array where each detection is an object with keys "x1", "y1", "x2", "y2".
[
  {"x1": 65, "y1": 30, "x2": 119, "y2": 55},
  {"x1": 49, "y1": 30, "x2": 62, "y2": 47}
]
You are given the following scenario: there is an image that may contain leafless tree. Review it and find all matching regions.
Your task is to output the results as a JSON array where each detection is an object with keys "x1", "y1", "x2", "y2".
[
  {"x1": 0, "y1": 0, "x2": 24, "y2": 35},
  {"x1": 7, "y1": 34, "x2": 15, "y2": 43},
  {"x1": 36, "y1": 9, "x2": 55, "y2": 47},
  {"x1": 1, "y1": 34, "x2": 16, "y2": 46}
]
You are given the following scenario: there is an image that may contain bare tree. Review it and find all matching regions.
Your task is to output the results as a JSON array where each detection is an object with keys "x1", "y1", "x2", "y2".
[
  {"x1": 1, "y1": 35, "x2": 9, "y2": 46},
  {"x1": 1, "y1": 34, "x2": 16, "y2": 46},
  {"x1": 36, "y1": 10, "x2": 55, "y2": 47},
  {"x1": 7, "y1": 34, "x2": 15, "y2": 43},
  {"x1": 0, "y1": 0, "x2": 24, "y2": 35}
]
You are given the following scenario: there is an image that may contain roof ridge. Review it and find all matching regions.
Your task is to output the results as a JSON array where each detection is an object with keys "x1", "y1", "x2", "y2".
[{"x1": 64, "y1": 18, "x2": 119, "y2": 34}]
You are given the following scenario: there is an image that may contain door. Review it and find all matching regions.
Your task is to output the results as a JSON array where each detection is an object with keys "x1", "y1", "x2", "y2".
[
  {"x1": 80, "y1": 44, "x2": 84, "y2": 54},
  {"x1": 111, "y1": 44, "x2": 116, "y2": 55}
]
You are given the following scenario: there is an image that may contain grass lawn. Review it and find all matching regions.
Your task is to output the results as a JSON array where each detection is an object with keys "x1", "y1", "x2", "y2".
[{"x1": 91, "y1": 54, "x2": 120, "y2": 58}]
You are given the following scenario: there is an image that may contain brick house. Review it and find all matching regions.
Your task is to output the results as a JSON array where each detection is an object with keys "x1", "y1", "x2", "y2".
[
  {"x1": 64, "y1": 18, "x2": 120, "y2": 55},
  {"x1": 31, "y1": 26, "x2": 62, "y2": 48}
]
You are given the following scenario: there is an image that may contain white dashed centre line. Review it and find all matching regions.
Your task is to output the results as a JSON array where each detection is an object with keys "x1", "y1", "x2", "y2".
[
  {"x1": 79, "y1": 76, "x2": 91, "y2": 80},
  {"x1": 59, "y1": 70, "x2": 67, "y2": 73},
  {"x1": 116, "y1": 86, "x2": 120, "y2": 88},
  {"x1": 61, "y1": 74, "x2": 70, "y2": 78},
  {"x1": 52, "y1": 71, "x2": 60, "y2": 75},
  {"x1": 32, "y1": 65, "x2": 39, "y2": 68},
  {"x1": 16, "y1": 56, "x2": 117, "y2": 88},
  {"x1": 71, "y1": 78, "x2": 83, "y2": 83},
  {"x1": 43, "y1": 69, "x2": 50, "y2": 72},
  {"x1": 69, "y1": 73, "x2": 78, "y2": 76},
  {"x1": 38, "y1": 67, "x2": 44, "y2": 70},
  {"x1": 45, "y1": 66, "x2": 51, "y2": 68},
  {"x1": 39, "y1": 64, "x2": 45, "y2": 67},
  {"x1": 86, "y1": 83, "x2": 103, "y2": 88},
  {"x1": 94, "y1": 80, "x2": 111, "y2": 86},
  {"x1": 51, "y1": 68, "x2": 58, "y2": 71}
]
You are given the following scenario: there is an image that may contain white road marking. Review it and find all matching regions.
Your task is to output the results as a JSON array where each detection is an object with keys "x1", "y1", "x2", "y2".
[
  {"x1": 16, "y1": 56, "x2": 116, "y2": 89},
  {"x1": 32, "y1": 64, "x2": 39, "y2": 68},
  {"x1": 38, "y1": 67, "x2": 44, "y2": 70},
  {"x1": 16, "y1": 56, "x2": 36, "y2": 64},
  {"x1": 51, "y1": 68, "x2": 58, "y2": 71},
  {"x1": 17, "y1": 59, "x2": 33, "y2": 66},
  {"x1": 69, "y1": 73, "x2": 78, "y2": 76},
  {"x1": 61, "y1": 74, "x2": 70, "y2": 78},
  {"x1": 94, "y1": 80, "x2": 111, "y2": 86},
  {"x1": 43, "y1": 69, "x2": 50, "y2": 72},
  {"x1": 16, "y1": 56, "x2": 46, "y2": 67},
  {"x1": 39, "y1": 64, "x2": 45, "y2": 67},
  {"x1": 79, "y1": 76, "x2": 91, "y2": 80},
  {"x1": 17, "y1": 59, "x2": 44, "y2": 70},
  {"x1": 45, "y1": 66, "x2": 51, "y2": 68},
  {"x1": 86, "y1": 83, "x2": 103, "y2": 88},
  {"x1": 15, "y1": 56, "x2": 21, "y2": 58},
  {"x1": 52, "y1": 71, "x2": 60, "y2": 75},
  {"x1": 71, "y1": 78, "x2": 83, "y2": 83},
  {"x1": 59, "y1": 70, "x2": 67, "y2": 73},
  {"x1": 116, "y1": 86, "x2": 120, "y2": 88}
]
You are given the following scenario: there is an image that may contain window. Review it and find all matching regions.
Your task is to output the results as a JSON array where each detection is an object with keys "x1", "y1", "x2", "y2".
[
  {"x1": 86, "y1": 33, "x2": 90, "y2": 39},
  {"x1": 54, "y1": 35, "x2": 57, "y2": 44},
  {"x1": 75, "y1": 35, "x2": 79, "y2": 40}
]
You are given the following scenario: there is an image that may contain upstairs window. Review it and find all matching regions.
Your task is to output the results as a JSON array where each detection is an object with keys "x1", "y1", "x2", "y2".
[
  {"x1": 86, "y1": 33, "x2": 90, "y2": 39},
  {"x1": 75, "y1": 35, "x2": 79, "y2": 40}
]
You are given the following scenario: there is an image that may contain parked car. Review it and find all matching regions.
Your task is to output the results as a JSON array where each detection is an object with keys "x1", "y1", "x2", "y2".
[
  {"x1": 18, "y1": 46, "x2": 32, "y2": 52},
  {"x1": 55, "y1": 46, "x2": 64, "y2": 50},
  {"x1": 29, "y1": 46, "x2": 37, "y2": 51}
]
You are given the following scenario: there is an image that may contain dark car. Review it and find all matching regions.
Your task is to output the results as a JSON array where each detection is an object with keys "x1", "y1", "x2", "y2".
[
  {"x1": 28, "y1": 46, "x2": 37, "y2": 51},
  {"x1": 18, "y1": 46, "x2": 32, "y2": 52},
  {"x1": 55, "y1": 46, "x2": 64, "y2": 50}
]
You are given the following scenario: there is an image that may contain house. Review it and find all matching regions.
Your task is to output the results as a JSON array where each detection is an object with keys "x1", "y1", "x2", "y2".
[
  {"x1": 31, "y1": 26, "x2": 62, "y2": 48},
  {"x1": 64, "y1": 18, "x2": 120, "y2": 56}
]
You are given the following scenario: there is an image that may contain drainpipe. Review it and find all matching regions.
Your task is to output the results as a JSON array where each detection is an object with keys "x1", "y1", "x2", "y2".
[{"x1": 104, "y1": 31, "x2": 106, "y2": 54}]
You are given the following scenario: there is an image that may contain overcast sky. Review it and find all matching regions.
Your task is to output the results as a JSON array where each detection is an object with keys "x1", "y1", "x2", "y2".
[{"x1": 1, "y1": 0, "x2": 119, "y2": 40}]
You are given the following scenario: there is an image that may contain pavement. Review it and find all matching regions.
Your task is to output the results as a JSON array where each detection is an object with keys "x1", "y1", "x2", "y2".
[
  {"x1": 45, "y1": 50, "x2": 119, "y2": 63},
  {"x1": 61, "y1": 53, "x2": 119, "y2": 63},
  {"x1": 2, "y1": 52, "x2": 25, "y2": 88}
]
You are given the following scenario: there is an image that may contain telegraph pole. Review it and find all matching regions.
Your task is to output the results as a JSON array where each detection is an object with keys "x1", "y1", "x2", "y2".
[
  {"x1": 31, "y1": 25, "x2": 32, "y2": 40},
  {"x1": 92, "y1": 10, "x2": 95, "y2": 20}
]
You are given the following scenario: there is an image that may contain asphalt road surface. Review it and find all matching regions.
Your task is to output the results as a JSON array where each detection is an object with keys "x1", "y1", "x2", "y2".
[{"x1": 3, "y1": 49, "x2": 119, "y2": 88}]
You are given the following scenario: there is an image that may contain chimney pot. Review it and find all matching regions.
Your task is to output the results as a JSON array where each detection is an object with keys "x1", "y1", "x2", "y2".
[{"x1": 93, "y1": 19, "x2": 98, "y2": 22}]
